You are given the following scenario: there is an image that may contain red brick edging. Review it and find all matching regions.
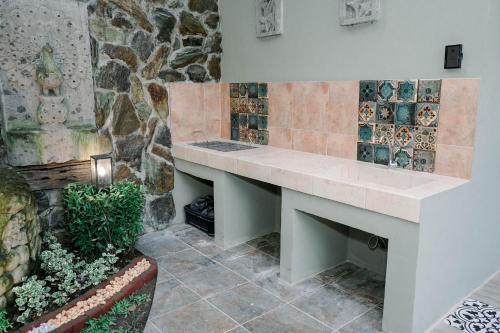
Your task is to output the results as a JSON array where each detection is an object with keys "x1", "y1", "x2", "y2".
[{"x1": 18, "y1": 256, "x2": 157, "y2": 333}]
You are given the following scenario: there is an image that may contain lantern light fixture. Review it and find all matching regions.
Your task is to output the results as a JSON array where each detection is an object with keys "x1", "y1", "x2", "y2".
[{"x1": 90, "y1": 153, "x2": 113, "y2": 188}]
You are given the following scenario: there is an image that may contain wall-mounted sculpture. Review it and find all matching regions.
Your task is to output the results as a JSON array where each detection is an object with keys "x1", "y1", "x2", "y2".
[
  {"x1": 0, "y1": 0, "x2": 110, "y2": 166},
  {"x1": 256, "y1": 0, "x2": 283, "y2": 37},
  {"x1": 339, "y1": 0, "x2": 380, "y2": 26}
]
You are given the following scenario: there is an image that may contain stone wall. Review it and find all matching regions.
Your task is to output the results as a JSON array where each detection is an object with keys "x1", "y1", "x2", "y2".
[
  {"x1": 87, "y1": 0, "x2": 222, "y2": 231},
  {"x1": 0, "y1": 168, "x2": 42, "y2": 308}
]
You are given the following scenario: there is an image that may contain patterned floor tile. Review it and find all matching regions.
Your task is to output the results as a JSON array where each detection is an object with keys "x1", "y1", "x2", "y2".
[
  {"x1": 156, "y1": 248, "x2": 215, "y2": 278},
  {"x1": 338, "y1": 307, "x2": 383, "y2": 333},
  {"x1": 179, "y1": 262, "x2": 247, "y2": 298},
  {"x1": 218, "y1": 249, "x2": 280, "y2": 281},
  {"x1": 150, "y1": 278, "x2": 201, "y2": 317},
  {"x1": 444, "y1": 299, "x2": 500, "y2": 333},
  {"x1": 136, "y1": 231, "x2": 189, "y2": 258},
  {"x1": 332, "y1": 268, "x2": 385, "y2": 305},
  {"x1": 152, "y1": 300, "x2": 237, "y2": 333},
  {"x1": 243, "y1": 305, "x2": 330, "y2": 333},
  {"x1": 292, "y1": 284, "x2": 374, "y2": 330},
  {"x1": 208, "y1": 283, "x2": 283, "y2": 324},
  {"x1": 254, "y1": 271, "x2": 324, "y2": 303}
]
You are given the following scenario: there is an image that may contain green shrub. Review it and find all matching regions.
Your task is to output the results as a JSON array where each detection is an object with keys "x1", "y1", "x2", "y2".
[
  {"x1": 0, "y1": 310, "x2": 12, "y2": 333},
  {"x1": 64, "y1": 181, "x2": 145, "y2": 257}
]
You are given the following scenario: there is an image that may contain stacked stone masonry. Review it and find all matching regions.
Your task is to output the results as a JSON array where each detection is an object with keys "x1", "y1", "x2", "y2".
[
  {"x1": 0, "y1": 168, "x2": 42, "y2": 309},
  {"x1": 88, "y1": 0, "x2": 222, "y2": 232}
]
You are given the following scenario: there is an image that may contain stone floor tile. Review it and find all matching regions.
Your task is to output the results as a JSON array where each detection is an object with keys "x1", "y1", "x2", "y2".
[
  {"x1": 144, "y1": 321, "x2": 161, "y2": 333},
  {"x1": 218, "y1": 249, "x2": 280, "y2": 281},
  {"x1": 157, "y1": 267, "x2": 173, "y2": 283},
  {"x1": 258, "y1": 243, "x2": 280, "y2": 259},
  {"x1": 337, "y1": 308, "x2": 382, "y2": 333},
  {"x1": 212, "y1": 243, "x2": 255, "y2": 261},
  {"x1": 136, "y1": 230, "x2": 189, "y2": 258},
  {"x1": 254, "y1": 271, "x2": 324, "y2": 303},
  {"x1": 246, "y1": 232, "x2": 280, "y2": 249},
  {"x1": 428, "y1": 321, "x2": 463, "y2": 333},
  {"x1": 156, "y1": 248, "x2": 215, "y2": 278},
  {"x1": 243, "y1": 304, "x2": 330, "y2": 333},
  {"x1": 152, "y1": 300, "x2": 237, "y2": 333},
  {"x1": 191, "y1": 238, "x2": 224, "y2": 257},
  {"x1": 172, "y1": 225, "x2": 214, "y2": 246},
  {"x1": 180, "y1": 263, "x2": 247, "y2": 298},
  {"x1": 150, "y1": 278, "x2": 201, "y2": 317},
  {"x1": 166, "y1": 223, "x2": 194, "y2": 234},
  {"x1": 227, "y1": 326, "x2": 251, "y2": 333},
  {"x1": 333, "y1": 267, "x2": 385, "y2": 305},
  {"x1": 208, "y1": 283, "x2": 283, "y2": 324},
  {"x1": 314, "y1": 262, "x2": 361, "y2": 284},
  {"x1": 291, "y1": 284, "x2": 374, "y2": 331}
]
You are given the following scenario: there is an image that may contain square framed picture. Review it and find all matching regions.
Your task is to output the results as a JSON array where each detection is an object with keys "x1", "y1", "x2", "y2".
[
  {"x1": 339, "y1": 0, "x2": 380, "y2": 26},
  {"x1": 256, "y1": 0, "x2": 283, "y2": 37}
]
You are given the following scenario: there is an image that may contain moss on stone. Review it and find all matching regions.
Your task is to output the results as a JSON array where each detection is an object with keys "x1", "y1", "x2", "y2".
[{"x1": 0, "y1": 168, "x2": 31, "y2": 234}]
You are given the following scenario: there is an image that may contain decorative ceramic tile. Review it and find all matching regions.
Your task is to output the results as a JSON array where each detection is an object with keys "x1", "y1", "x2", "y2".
[
  {"x1": 414, "y1": 126, "x2": 437, "y2": 151},
  {"x1": 377, "y1": 80, "x2": 397, "y2": 102},
  {"x1": 230, "y1": 98, "x2": 240, "y2": 113},
  {"x1": 375, "y1": 102, "x2": 395, "y2": 124},
  {"x1": 359, "y1": 81, "x2": 377, "y2": 102},
  {"x1": 258, "y1": 99, "x2": 269, "y2": 115},
  {"x1": 416, "y1": 103, "x2": 439, "y2": 127},
  {"x1": 374, "y1": 124, "x2": 395, "y2": 145},
  {"x1": 239, "y1": 113, "x2": 248, "y2": 128},
  {"x1": 357, "y1": 143, "x2": 374, "y2": 162},
  {"x1": 258, "y1": 115, "x2": 268, "y2": 130},
  {"x1": 394, "y1": 103, "x2": 416, "y2": 125},
  {"x1": 413, "y1": 149, "x2": 435, "y2": 172},
  {"x1": 258, "y1": 130, "x2": 269, "y2": 145},
  {"x1": 248, "y1": 129, "x2": 258, "y2": 143},
  {"x1": 231, "y1": 113, "x2": 239, "y2": 129},
  {"x1": 248, "y1": 83, "x2": 258, "y2": 98},
  {"x1": 231, "y1": 128, "x2": 239, "y2": 141},
  {"x1": 394, "y1": 125, "x2": 414, "y2": 147},
  {"x1": 239, "y1": 98, "x2": 248, "y2": 113},
  {"x1": 248, "y1": 98, "x2": 258, "y2": 113},
  {"x1": 394, "y1": 147, "x2": 413, "y2": 169},
  {"x1": 239, "y1": 83, "x2": 248, "y2": 97},
  {"x1": 248, "y1": 114, "x2": 258, "y2": 130},
  {"x1": 230, "y1": 83, "x2": 240, "y2": 98},
  {"x1": 444, "y1": 299, "x2": 500, "y2": 333},
  {"x1": 358, "y1": 123, "x2": 374, "y2": 143},
  {"x1": 417, "y1": 79, "x2": 441, "y2": 103},
  {"x1": 359, "y1": 102, "x2": 376, "y2": 122},
  {"x1": 397, "y1": 80, "x2": 418, "y2": 102},
  {"x1": 239, "y1": 128, "x2": 249, "y2": 142},
  {"x1": 258, "y1": 83, "x2": 268, "y2": 98},
  {"x1": 374, "y1": 144, "x2": 390, "y2": 165}
]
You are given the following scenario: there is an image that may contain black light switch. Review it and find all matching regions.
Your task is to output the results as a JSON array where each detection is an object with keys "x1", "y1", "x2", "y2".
[{"x1": 444, "y1": 44, "x2": 463, "y2": 69}]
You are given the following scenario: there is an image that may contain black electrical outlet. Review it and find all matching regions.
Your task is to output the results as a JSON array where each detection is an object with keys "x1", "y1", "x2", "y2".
[{"x1": 444, "y1": 44, "x2": 463, "y2": 69}]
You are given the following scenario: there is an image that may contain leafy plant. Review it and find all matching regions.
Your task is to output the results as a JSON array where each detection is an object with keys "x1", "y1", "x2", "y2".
[
  {"x1": 13, "y1": 276, "x2": 51, "y2": 323},
  {"x1": 0, "y1": 310, "x2": 12, "y2": 333},
  {"x1": 64, "y1": 181, "x2": 145, "y2": 258}
]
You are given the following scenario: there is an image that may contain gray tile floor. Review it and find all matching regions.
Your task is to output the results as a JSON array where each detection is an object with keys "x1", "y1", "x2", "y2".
[{"x1": 138, "y1": 224, "x2": 385, "y2": 333}]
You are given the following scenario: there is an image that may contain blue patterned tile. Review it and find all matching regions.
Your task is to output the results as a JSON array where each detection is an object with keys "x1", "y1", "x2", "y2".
[
  {"x1": 413, "y1": 149, "x2": 435, "y2": 173},
  {"x1": 417, "y1": 80, "x2": 441, "y2": 103},
  {"x1": 377, "y1": 80, "x2": 397, "y2": 102},
  {"x1": 414, "y1": 126, "x2": 437, "y2": 151},
  {"x1": 394, "y1": 125, "x2": 414, "y2": 148},
  {"x1": 394, "y1": 103, "x2": 416, "y2": 125},
  {"x1": 374, "y1": 124, "x2": 395, "y2": 145},
  {"x1": 397, "y1": 80, "x2": 418, "y2": 102},
  {"x1": 248, "y1": 114, "x2": 258, "y2": 130},
  {"x1": 358, "y1": 123, "x2": 374, "y2": 143},
  {"x1": 239, "y1": 98, "x2": 248, "y2": 113},
  {"x1": 239, "y1": 128, "x2": 249, "y2": 142},
  {"x1": 230, "y1": 84, "x2": 240, "y2": 98},
  {"x1": 248, "y1": 83, "x2": 258, "y2": 98},
  {"x1": 395, "y1": 147, "x2": 413, "y2": 170},
  {"x1": 231, "y1": 113, "x2": 239, "y2": 129},
  {"x1": 357, "y1": 143, "x2": 374, "y2": 162},
  {"x1": 359, "y1": 102, "x2": 376, "y2": 122},
  {"x1": 374, "y1": 145, "x2": 390, "y2": 165},
  {"x1": 239, "y1": 113, "x2": 248, "y2": 128},
  {"x1": 258, "y1": 130, "x2": 269, "y2": 145},
  {"x1": 230, "y1": 98, "x2": 239, "y2": 113},
  {"x1": 258, "y1": 99, "x2": 269, "y2": 115},
  {"x1": 258, "y1": 83, "x2": 268, "y2": 98},
  {"x1": 239, "y1": 83, "x2": 248, "y2": 97},
  {"x1": 359, "y1": 81, "x2": 377, "y2": 102},
  {"x1": 258, "y1": 115, "x2": 268, "y2": 130},
  {"x1": 231, "y1": 128, "x2": 239, "y2": 141},
  {"x1": 248, "y1": 98, "x2": 258, "y2": 113},
  {"x1": 248, "y1": 129, "x2": 258, "y2": 143},
  {"x1": 416, "y1": 103, "x2": 439, "y2": 127},
  {"x1": 375, "y1": 102, "x2": 395, "y2": 124}
]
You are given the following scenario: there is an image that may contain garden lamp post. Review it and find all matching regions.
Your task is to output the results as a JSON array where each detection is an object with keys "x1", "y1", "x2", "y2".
[{"x1": 90, "y1": 153, "x2": 113, "y2": 188}]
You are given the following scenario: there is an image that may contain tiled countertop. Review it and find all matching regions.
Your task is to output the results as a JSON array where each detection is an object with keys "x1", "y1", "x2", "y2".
[{"x1": 172, "y1": 140, "x2": 468, "y2": 223}]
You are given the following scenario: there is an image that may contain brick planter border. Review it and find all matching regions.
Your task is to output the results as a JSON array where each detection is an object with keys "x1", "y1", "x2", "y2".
[{"x1": 18, "y1": 256, "x2": 157, "y2": 333}]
